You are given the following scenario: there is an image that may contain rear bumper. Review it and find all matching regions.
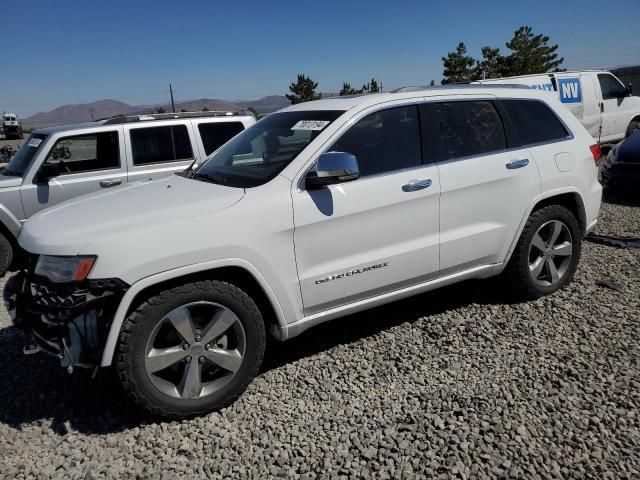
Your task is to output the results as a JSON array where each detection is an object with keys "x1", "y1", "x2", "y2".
[{"x1": 4, "y1": 272, "x2": 128, "y2": 368}]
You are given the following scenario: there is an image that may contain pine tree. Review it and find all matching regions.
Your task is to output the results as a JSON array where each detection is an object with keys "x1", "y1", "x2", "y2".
[
  {"x1": 475, "y1": 46, "x2": 506, "y2": 79},
  {"x1": 247, "y1": 106, "x2": 259, "y2": 118},
  {"x1": 369, "y1": 78, "x2": 380, "y2": 93},
  {"x1": 339, "y1": 82, "x2": 358, "y2": 96},
  {"x1": 442, "y1": 43, "x2": 476, "y2": 84},
  {"x1": 504, "y1": 26, "x2": 564, "y2": 75},
  {"x1": 286, "y1": 74, "x2": 320, "y2": 104}
]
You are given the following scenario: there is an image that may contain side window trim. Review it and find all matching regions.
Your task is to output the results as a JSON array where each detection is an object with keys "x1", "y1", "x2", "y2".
[{"x1": 426, "y1": 98, "x2": 510, "y2": 163}]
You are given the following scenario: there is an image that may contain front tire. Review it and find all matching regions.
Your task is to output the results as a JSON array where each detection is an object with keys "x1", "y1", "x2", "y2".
[
  {"x1": 116, "y1": 280, "x2": 266, "y2": 419},
  {"x1": 502, "y1": 205, "x2": 581, "y2": 299},
  {"x1": 0, "y1": 233, "x2": 14, "y2": 276},
  {"x1": 626, "y1": 120, "x2": 640, "y2": 137}
]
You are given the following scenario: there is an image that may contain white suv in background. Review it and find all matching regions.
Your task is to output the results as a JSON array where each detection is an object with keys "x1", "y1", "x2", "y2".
[
  {"x1": 6, "y1": 85, "x2": 602, "y2": 418},
  {"x1": 0, "y1": 111, "x2": 255, "y2": 275}
]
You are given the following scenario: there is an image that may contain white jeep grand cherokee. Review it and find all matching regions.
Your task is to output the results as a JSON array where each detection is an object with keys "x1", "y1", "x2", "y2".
[{"x1": 6, "y1": 85, "x2": 602, "y2": 418}]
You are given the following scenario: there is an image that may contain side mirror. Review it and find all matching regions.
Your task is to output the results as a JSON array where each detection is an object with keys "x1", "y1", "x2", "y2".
[
  {"x1": 34, "y1": 163, "x2": 61, "y2": 183},
  {"x1": 305, "y1": 152, "x2": 360, "y2": 190}
]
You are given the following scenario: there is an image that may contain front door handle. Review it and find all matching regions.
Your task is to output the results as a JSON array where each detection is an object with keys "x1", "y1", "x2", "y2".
[
  {"x1": 402, "y1": 178, "x2": 432, "y2": 192},
  {"x1": 506, "y1": 159, "x2": 529, "y2": 170},
  {"x1": 99, "y1": 178, "x2": 123, "y2": 188}
]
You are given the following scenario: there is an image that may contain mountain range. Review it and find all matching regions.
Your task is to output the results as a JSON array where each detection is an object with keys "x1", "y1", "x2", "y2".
[{"x1": 21, "y1": 95, "x2": 291, "y2": 129}]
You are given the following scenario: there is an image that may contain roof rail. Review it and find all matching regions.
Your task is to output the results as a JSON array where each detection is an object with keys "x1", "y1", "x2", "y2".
[
  {"x1": 100, "y1": 110, "x2": 248, "y2": 125},
  {"x1": 391, "y1": 84, "x2": 532, "y2": 93}
]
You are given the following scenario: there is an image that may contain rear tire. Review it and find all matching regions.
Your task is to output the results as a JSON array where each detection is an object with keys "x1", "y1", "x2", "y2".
[
  {"x1": 501, "y1": 205, "x2": 581, "y2": 300},
  {"x1": 116, "y1": 279, "x2": 266, "y2": 419},
  {"x1": 626, "y1": 120, "x2": 640, "y2": 137},
  {"x1": 0, "y1": 233, "x2": 14, "y2": 276}
]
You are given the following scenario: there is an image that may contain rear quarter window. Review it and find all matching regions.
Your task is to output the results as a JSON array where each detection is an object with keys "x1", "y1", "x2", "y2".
[
  {"x1": 130, "y1": 125, "x2": 193, "y2": 165},
  {"x1": 501, "y1": 99, "x2": 570, "y2": 146},
  {"x1": 197, "y1": 122, "x2": 245, "y2": 156}
]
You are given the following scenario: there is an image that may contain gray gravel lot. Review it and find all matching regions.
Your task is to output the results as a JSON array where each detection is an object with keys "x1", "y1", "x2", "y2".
[{"x1": 0, "y1": 195, "x2": 639, "y2": 479}]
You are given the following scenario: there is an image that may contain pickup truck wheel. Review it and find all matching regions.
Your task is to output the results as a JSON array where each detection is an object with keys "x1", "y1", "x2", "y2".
[
  {"x1": 116, "y1": 280, "x2": 266, "y2": 419},
  {"x1": 502, "y1": 205, "x2": 581, "y2": 299},
  {"x1": 626, "y1": 120, "x2": 640, "y2": 137},
  {"x1": 0, "y1": 233, "x2": 14, "y2": 276}
]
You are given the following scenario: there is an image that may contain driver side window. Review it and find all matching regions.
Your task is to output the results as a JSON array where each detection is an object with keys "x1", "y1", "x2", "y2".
[
  {"x1": 44, "y1": 131, "x2": 120, "y2": 175},
  {"x1": 598, "y1": 74, "x2": 626, "y2": 100}
]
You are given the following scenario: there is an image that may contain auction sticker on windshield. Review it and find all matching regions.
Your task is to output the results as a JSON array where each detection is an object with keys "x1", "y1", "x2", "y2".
[
  {"x1": 291, "y1": 120, "x2": 330, "y2": 131},
  {"x1": 28, "y1": 138, "x2": 43, "y2": 148}
]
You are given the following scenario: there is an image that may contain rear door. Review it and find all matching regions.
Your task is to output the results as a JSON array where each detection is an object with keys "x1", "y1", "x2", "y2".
[
  {"x1": 21, "y1": 128, "x2": 127, "y2": 217},
  {"x1": 292, "y1": 102, "x2": 440, "y2": 315},
  {"x1": 124, "y1": 121, "x2": 198, "y2": 183},
  {"x1": 427, "y1": 98, "x2": 541, "y2": 272}
]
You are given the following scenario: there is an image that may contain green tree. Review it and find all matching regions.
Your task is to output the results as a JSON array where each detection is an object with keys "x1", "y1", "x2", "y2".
[
  {"x1": 368, "y1": 78, "x2": 380, "y2": 93},
  {"x1": 475, "y1": 46, "x2": 506, "y2": 79},
  {"x1": 286, "y1": 74, "x2": 320, "y2": 104},
  {"x1": 156, "y1": 107, "x2": 166, "y2": 114},
  {"x1": 339, "y1": 82, "x2": 361, "y2": 96},
  {"x1": 503, "y1": 26, "x2": 564, "y2": 75},
  {"x1": 441, "y1": 42, "x2": 476, "y2": 84},
  {"x1": 429, "y1": 80, "x2": 436, "y2": 86},
  {"x1": 202, "y1": 106, "x2": 209, "y2": 111},
  {"x1": 247, "y1": 106, "x2": 259, "y2": 118}
]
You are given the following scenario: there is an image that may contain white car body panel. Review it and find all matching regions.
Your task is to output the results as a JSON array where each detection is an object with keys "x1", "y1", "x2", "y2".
[{"x1": 16, "y1": 86, "x2": 603, "y2": 367}]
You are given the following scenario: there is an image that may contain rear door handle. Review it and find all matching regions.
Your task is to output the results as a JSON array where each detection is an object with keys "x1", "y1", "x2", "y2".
[
  {"x1": 402, "y1": 178, "x2": 432, "y2": 192},
  {"x1": 99, "y1": 178, "x2": 123, "y2": 188},
  {"x1": 506, "y1": 159, "x2": 529, "y2": 170}
]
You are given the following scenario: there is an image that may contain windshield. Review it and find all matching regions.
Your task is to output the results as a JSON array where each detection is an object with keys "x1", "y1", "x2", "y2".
[
  {"x1": 192, "y1": 110, "x2": 343, "y2": 188},
  {"x1": 3, "y1": 133, "x2": 48, "y2": 177}
]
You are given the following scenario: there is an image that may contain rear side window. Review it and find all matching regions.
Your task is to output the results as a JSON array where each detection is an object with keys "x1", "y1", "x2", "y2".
[
  {"x1": 330, "y1": 105, "x2": 422, "y2": 177},
  {"x1": 130, "y1": 125, "x2": 193, "y2": 165},
  {"x1": 598, "y1": 74, "x2": 627, "y2": 100},
  {"x1": 429, "y1": 101, "x2": 506, "y2": 161},
  {"x1": 43, "y1": 131, "x2": 120, "y2": 174},
  {"x1": 502, "y1": 100, "x2": 569, "y2": 146},
  {"x1": 197, "y1": 122, "x2": 245, "y2": 155}
]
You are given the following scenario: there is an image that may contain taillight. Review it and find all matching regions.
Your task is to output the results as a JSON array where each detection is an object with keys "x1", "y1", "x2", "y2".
[{"x1": 590, "y1": 144, "x2": 601, "y2": 162}]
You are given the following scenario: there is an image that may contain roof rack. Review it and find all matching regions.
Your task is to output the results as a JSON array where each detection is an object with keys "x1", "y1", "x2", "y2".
[
  {"x1": 391, "y1": 84, "x2": 532, "y2": 93},
  {"x1": 100, "y1": 110, "x2": 248, "y2": 125}
]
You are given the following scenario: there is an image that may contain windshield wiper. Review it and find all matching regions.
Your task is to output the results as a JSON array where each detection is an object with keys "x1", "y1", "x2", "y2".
[{"x1": 193, "y1": 171, "x2": 228, "y2": 186}]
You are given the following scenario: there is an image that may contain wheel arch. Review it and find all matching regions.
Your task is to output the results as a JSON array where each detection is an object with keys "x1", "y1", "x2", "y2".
[{"x1": 100, "y1": 259, "x2": 288, "y2": 367}]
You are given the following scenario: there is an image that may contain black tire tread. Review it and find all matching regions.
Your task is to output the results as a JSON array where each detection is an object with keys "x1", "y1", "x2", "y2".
[
  {"x1": 502, "y1": 205, "x2": 581, "y2": 300},
  {"x1": 115, "y1": 279, "x2": 265, "y2": 419},
  {"x1": 0, "y1": 232, "x2": 14, "y2": 276}
]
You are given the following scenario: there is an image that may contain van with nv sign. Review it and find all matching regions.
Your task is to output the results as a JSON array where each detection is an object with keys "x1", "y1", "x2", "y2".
[{"x1": 478, "y1": 70, "x2": 640, "y2": 144}]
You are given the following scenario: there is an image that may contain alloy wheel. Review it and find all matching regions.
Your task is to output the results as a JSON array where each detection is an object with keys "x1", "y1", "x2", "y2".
[
  {"x1": 528, "y1": 220, "x2": 573, "y2": 287},
  {"x1": 144, "y1": 301, "x2": 246, "y2": 400}
]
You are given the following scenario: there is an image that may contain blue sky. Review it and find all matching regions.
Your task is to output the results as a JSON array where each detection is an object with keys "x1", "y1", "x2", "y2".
[{"x1": 2, "y1": 0, "x2": 639, "y2": 117}]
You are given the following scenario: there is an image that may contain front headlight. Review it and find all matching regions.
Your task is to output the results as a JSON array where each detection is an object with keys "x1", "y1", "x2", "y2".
[{"x1": 34, "y1": 255, "x2": 96, "y2": 283}]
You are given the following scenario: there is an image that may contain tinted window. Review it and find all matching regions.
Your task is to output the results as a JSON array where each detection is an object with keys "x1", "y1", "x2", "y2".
[
  {"x1": 43, "y1": 131, "x2": 119, "y2": 174},
  {"x1": 430, "y1": 101, "x2": 506, "y2": 161},
  {"x1": 598, "y1": 73, "x2": 626, "y2": 100},
  {"x1": 194, "y1": 111, "x2": 342, "y2": 188},
  {"x1": 130, "y1": 125, "x2": 193, "y2": 165},
  {"x1": 198, "y1": 122, "x2": 245, "y2": 155},
  {"x1": 330, "y1": 105, "x2": 422, "y2": 177},
  {"x1": 502, "y1": 100, "x2": 569, "y2": 146}
]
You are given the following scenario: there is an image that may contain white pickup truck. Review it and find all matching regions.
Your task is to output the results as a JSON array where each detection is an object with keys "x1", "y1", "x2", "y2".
[{"x1": 478, "y1": 70, "x2": 640, "y2": 144}]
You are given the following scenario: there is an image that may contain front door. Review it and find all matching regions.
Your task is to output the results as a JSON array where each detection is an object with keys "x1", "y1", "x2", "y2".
[
  {"x1": 597, "y1": 72, "x2": 630, "y2": 141},
  {"x1": 21, "y1": 128, "x2": 127, "y2": 217},
  {"x1": 292, "y1": 103, "x2": 440, "y2": 315}
]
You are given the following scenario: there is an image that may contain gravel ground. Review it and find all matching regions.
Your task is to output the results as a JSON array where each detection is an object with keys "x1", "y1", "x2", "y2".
[{"x1": 0, "y1": 195, "x2": 639, "y2": 479}]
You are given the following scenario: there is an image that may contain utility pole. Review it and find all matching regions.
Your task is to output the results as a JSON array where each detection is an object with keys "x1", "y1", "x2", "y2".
[{"x1": 169, "y1": 83, "x2": 176, "y2": 113}]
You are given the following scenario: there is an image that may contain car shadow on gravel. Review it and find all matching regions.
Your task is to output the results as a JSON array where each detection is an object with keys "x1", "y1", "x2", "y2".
[
  {"x1": 602, "y1": 189, "x2": 640, "y2": 207},
  {"x1": 0, "y1": 278, "x2": 515, "y2": 434}
]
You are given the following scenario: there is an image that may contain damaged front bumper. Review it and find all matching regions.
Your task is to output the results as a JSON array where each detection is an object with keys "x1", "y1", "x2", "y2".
[{"x1": 4, "y1": 271, "x2": 128, "y2": 370}]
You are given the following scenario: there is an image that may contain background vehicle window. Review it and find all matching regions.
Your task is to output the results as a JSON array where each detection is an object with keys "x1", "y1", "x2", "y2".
[
  {"x1": 330, "y1": 105, "x2": 422, "y2": 177},
  {"x1": 43, "y1": 131, "x2": 119, "y2": 174},
  {"x1": 501, "y1": 100, "x2": 569, "y2": 146},
  {"x1": 430, "y1": 101, "x2": 506, "y2": 161},
  {"x1": 598, "y1": 74, "x2": 627, "y2": 100},
  {"x1": 198, "y1": 122, "x2": 245, "y2": 155},
  {"x1": 130, "y1": 125, "x2": 193, "y2": 165}
]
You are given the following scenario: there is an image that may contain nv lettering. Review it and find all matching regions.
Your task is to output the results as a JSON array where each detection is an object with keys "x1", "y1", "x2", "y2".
[{"x1": 562, "y1": 82, "x2": 579, "y2": 99}]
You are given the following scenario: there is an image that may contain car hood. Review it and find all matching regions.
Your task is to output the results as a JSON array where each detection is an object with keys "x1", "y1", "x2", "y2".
[{"x1": 19, "y1": 175, "x2": 245, "y2": 255}]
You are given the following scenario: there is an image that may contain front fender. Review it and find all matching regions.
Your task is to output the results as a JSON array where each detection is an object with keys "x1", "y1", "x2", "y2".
[
  {"x1": 100, "y1": 258, "x2": 289, "y2": 367},
  {"x1": 0, "y1": 204, "x2": 22, "y2": 238}
]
